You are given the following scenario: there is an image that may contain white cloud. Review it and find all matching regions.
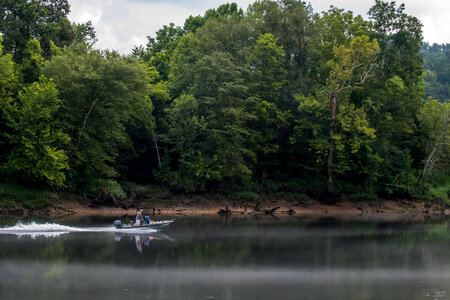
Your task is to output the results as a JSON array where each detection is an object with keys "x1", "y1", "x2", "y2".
[
  {"x1": 69, "y1": 0, "x2": 204, "y2": 52},
  {"x1": 401, "y1": 0, "x2": 450, "y2": 44},
  {"x1": 308, "y1": 0, "x2": 450, "y2": 44},
  {"x1": 69, "y1": 0, "x2": 106, "y2": 23},
  {"x1": 68, "y1": 0, "x2": 449, "y2": 54}
]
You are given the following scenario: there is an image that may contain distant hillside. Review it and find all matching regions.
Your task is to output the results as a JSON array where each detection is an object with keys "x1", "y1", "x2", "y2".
[{"x1": 421, "y1": 43, "x2": 450, "y2": 101}]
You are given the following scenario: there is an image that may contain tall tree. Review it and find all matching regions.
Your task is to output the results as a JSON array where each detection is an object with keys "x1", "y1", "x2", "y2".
[
  {"x1": 19, "y1": 39, "x2": 44, "y2": 83},
  {"x1": 0, "y1": 35, "x2": 18, "y2": 167},
  {"x1": 0, "y1": 0, "x2": 69, "y2": 60},
  {"x1": 43, "y1": 45, "x2": 153, "y2": 187},
  {"x1": 142, "y1": 23, "x2": 184, "y2": 81},
  {"x1": 184, "y1": 2, "x2": 244, "y2": 34},
  {"x1": 246, "y1": 33, "x2": 290, "y2": 182},
  {"x1": 164, "y1": 94, "x2": 208, "y2": 190},
  {"x1": 168, "y1": 21, "x2": 256, "y2": 190},
  {"x1": 361, "y1": 0, "x2": 424, "y2": 192},
  {"x1": 311, "y1": 6, "x2": 373, "y2": 85},
  {"x1": 118, "y1": 63, "x2": 170, "y2": 182},
  {"x1": 4, "y1": 77, "x2": 69, "y2": 186},
  {"x1": 297, "y1": 36, "x2": 378, "y2": 194},
  {"x1": 0, "y1": 0, "x2": 96, "y2": 61},
  {"x1": 247, "y1": 0, "x2": 318, "y2": 100},
  {"x1": 71, "y1": 21, "x2": 97, "y2": 48}
]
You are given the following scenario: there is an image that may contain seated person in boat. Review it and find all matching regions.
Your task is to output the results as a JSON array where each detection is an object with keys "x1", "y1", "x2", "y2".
[
  {"x1": 135, "y1": 209, "x2": 144, "y2": 225},
  {"x1": 145, "y1": 215, "x2": 152, "y2": 224}
]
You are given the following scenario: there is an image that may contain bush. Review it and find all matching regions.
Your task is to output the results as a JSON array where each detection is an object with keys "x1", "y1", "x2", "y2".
[
  {"x1": 271, "y1": 191, "x2": 307, "y2": 203},
  {"x1": 77, "y1": 177, "x2": 127, "y2": 201},
  {"x1": 121, "y1": 181, "x2": 152, "y2": 195},
  {"x1": 348, "y1": 192, "x2": 378, "y2": 202},
  {"x1": 226, "y1": 178, "x2": 259, "y2": 193},
  {"x1": 233, "y1": 191, "x2": 259, "y2": 202},
  {"x1": 0, "y1": 182, "x2": 56, "y2": 209},
  {"x1": 289, "y1": 192, "x2": 307, "y2": 202},
  {"x1": 429, "y1": 184, "x2": 450, "y2": 200},
  {"x1": 23, "y1": 197, "x2": 50, "y2": 209},
  {"x1": 99, "y1": 179, "x2": 126, "y2": 200},
  {"x1": 427, "y1": 180, "x2": 450, "y2": 205},
  {"x1": 0, "y1": 199, "x2": 15, "y2": 208},
  {"x1": 265, "y1": 178, "x2": 305, "y2": 193}
]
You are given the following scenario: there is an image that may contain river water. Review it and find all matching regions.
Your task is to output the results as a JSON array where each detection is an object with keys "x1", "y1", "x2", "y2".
[{"x1": 0, "y1": 214, "x2": 448, "y2": 299}]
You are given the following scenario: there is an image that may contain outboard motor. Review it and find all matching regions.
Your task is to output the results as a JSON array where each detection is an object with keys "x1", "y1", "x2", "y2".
[{"x1": 113, "y1": 220, "x2": 122, "y2": 229}]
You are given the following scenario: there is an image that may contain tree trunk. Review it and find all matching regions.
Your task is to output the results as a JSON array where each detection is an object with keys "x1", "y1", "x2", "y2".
[
  {"x1": 418, "y1": 119, "x2": 448, "y2": 185},
  {"x1": 327, "y1": 92, "x2": 336, "y2": 193},
  {"x1": 149, "y1": 117, "x2": 161, "y2": 169},
  {"x1": 77, "y1": 100, "x2": 96, "y2": 148}
]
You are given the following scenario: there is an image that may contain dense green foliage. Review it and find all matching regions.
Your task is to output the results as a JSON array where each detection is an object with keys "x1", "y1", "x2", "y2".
[
  {"x1": 0, "y1": 0, "x2": 449, "y2": 207},
  {"x1": 421, "y1": 43, "x2": 450, "y2": 101},
  {"x1": 0, "y1": 0, "x2": 96, "y2": 62},
  {"x1": 43, "y1": 45, "x2": 154, "y2": 186}
]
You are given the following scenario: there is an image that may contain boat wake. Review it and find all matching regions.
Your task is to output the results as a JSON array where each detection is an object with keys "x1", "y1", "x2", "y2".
[{"x1": 0, "y1": 222, "x2": 157, "y2": 238}]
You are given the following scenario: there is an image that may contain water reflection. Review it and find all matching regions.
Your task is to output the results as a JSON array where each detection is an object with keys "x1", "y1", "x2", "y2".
[
  {"x1": 0, "y1": 216, "x2": 448, "y2": 299},
  {"x1": 135, "y1": 235, "x2": 146, "y2": 253},
  {"x1": 0, "y1": 261, "x2": 448, "y2": 300},
  {"x1": 111, "y1": 231, "x2": 174, "y2": 253}
]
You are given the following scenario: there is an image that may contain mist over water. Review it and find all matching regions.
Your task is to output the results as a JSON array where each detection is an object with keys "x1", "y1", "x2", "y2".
[{"x1": 0, "y1": 216, "x2": 448, "y2": 299}]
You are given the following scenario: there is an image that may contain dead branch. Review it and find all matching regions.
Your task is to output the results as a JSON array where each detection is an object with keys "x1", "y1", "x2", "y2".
[{"x1": 264, "y1": 207, "x2": 280, "y2": 215}]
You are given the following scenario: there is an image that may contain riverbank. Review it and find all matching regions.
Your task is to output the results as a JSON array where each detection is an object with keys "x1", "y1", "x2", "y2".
[
  {"x1": 1, "y1": 195, "x2": 448, "y2": 219},
  {"x1": 1, "y1": 180, "x2": 449, "y2": 219}
]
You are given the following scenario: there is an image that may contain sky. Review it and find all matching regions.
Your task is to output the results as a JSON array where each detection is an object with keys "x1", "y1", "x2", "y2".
[{"x1": 67, "y1": 0, "x2": 450, "y2": 54}]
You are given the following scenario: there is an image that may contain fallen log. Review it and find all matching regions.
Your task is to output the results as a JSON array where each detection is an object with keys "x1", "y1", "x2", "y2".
[{"x1": 264, "y1": 207, "x2": 280, "y2": 215}]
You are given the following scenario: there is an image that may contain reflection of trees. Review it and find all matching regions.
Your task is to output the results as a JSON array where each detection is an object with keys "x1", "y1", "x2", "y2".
[
  {"x1": 177, "y1": 239, "x2": 253, "y2": 268},
  {"x1": 0, "y1": 233, "x2": 117, "y2": 264},
  {"x1": 0, "y1": 218, "x2": 448, "y2": 271},
  {"x1": 0, "y1": 217, "x2": 448, "y2": 300},
  {"x1": 160, "y1": 219, "x2": 450, "y2": 270},
  {"x1": 310, "y1": 219, "x2": 450, "y2": 270}
]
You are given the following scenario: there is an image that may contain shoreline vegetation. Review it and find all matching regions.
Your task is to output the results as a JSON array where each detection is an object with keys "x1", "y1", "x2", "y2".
[
  {"x1": 0, "y1": 182, "x2": 448, "y2": 219},
  {"x1": 0, "y1": 0, "x2": 449, "y2": 215}
]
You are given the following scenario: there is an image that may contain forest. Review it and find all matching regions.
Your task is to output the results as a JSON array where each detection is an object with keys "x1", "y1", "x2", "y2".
[{"x1": 0, "y1": 0, "x2": 448, "y2": 208}]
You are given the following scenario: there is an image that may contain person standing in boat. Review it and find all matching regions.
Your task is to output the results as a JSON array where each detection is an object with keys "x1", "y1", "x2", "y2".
[{"x1": 135, "y1": 209, "x2": 144, "y2": 226}]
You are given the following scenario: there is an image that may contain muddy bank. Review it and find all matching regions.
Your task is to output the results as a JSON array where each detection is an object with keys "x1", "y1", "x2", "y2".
[{"x1": 1, "y1": 195, "x2": 448, "y2": 220}]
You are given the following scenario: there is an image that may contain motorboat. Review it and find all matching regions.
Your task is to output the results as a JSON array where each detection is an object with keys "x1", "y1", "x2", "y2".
[{"x1": 113, "y1": 219, "x2": 175, "y2": 229}]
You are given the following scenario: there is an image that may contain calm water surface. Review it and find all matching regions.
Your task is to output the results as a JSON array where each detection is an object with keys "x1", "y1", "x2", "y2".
[{"x1": 0, "y1": 214, "x2": 449, "y2": 299}]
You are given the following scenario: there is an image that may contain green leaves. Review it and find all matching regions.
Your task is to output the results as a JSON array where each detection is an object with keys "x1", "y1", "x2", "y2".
[
  {"x1": 144, "y1": 23, "x2": 184, "y2": 81},
  {"x1": 43, "y1": 46, "x2": 154, "y2": 184},
  {"x1": 0, "y1": 0, "x2": 440, "y2": 199},
  {"x1": 4, "y1": 77, "x2": 69, "y2": 186},
  {"x1": 247, "y1": 33, "x2": 287, "y2": 100},
  {"x1": 328, "y1": 35, "x2": 379, "y2": 89},
  {"x1": 165, "y1": 94, "x2": 206, "y2": 153},
  {"x1": 0, "y1": 0, "x2": 77, "y2": 61},
  {"x1": 296, "y1": 93, "x2": 375, "y2": 163},
  {"x1": 20, "y1": 39, "x2": 45, "y2": 83},
  {"x1": 296, "y1": 35, "x2": 378, "y2": 192},
  {"x1": 421, "y1": 43, "x2": 450, "y2": 101},
  {"x1": 165, "y1": 18, "x2": 259, "y2": 191},
  {"x1": 417, "y1": 99, "x2": 450, "y2": 183}
]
